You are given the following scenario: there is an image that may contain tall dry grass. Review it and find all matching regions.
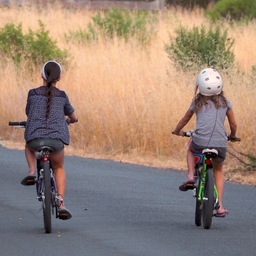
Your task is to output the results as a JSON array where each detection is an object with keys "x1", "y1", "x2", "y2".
[{"x1": 0, "y1": 3, "x2": 255, "y2": 183}]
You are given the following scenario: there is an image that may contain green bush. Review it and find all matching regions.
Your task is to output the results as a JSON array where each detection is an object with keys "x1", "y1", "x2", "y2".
[
  {"x1": 165, "y1": 25, "x2": 235, "y2": 71},
  {"x1": 0, "y1": 23, "x2": 24, "y2": 64},
  {"x1": 0, "y1": 21, "x2": 68, "y2": 66},
  {"x1": 165, "y1": 0, "x2": 221, "y2": 9},
  {"x1": 65, "y1": 8, "x2": 157, "y2": 46},
  {"x1": 206, "y1": 0, "x2": 256, "y2": 21},
  {"x1": 252, "y1": 65, "x2": 256, "y2": 78}
]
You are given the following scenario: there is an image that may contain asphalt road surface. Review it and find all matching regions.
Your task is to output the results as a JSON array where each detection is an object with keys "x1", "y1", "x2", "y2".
[{"x1": 0, "y1": 147, "x2": 256, "y2": 256}]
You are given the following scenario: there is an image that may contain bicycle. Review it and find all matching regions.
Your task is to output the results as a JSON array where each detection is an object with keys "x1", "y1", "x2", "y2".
[
  {"x1": 183, "y1": 130, "x2": 240, "y2": 229},
  {"x1": 9, "y1": 121, "x2": 67, "y2": 233}
]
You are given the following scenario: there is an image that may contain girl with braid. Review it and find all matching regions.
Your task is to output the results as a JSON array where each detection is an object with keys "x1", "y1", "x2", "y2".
[
  {"x1": 172, "y1": 68, "x2": 238, "y2": 217},
  {"x1": 22, "y1": 61, "x2": 78, "y2": 220}
]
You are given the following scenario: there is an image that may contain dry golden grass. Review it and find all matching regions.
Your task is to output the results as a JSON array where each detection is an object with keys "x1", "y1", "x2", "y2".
[{"x1": 0, "y1": 3, "x2": 255, "y2": 184}]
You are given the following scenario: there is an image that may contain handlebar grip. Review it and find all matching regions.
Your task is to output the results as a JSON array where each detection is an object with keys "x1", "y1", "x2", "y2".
[
  {"x1": 183, "y1": 131, "x2": 193, "y2": 137},
  {"x1": 9, "y1": 121, "x2": 27, "y2": 126},
  {"x1": 227, "y1": 136, "x2": 241, "y2": 142}
]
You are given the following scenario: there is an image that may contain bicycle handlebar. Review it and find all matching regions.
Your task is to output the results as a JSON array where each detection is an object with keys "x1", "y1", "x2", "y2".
[
  {"x1": 182, "y1": 130, "x2": 241, "y2": 142},
  {"x1": 9, "y1": 120, "x2": 71, "y2": 127},
  {"x1": 9, "y1": 121, "x2": 27, "y2": 127},
  {"x1": 182, "y1": 131, "x2": 194, "y2": 137},
  {"x1": 227, "y1": 135, "x2": 241, "y2": 142}
]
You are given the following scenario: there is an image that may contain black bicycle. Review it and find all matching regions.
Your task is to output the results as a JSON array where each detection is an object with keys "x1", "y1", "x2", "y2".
[
  {"x1": 183, "y1": 131, "x2": 240, "y2": 229},
  {"x1": 9, "y1": 121, "x2": 65, "y2": 233}
]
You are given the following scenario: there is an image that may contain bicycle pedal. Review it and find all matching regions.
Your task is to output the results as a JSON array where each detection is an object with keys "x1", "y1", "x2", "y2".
[{"x1": 37, "y1": 196, "x2": 42, "y2": 202}]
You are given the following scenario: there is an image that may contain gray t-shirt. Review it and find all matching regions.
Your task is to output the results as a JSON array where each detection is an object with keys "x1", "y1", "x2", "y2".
[
  {"x1": 190, "y1": 99, "x2": 232, "y2": 148},
  {"x1": 24, "y1": 85, "x2": 74, "y2": 145}
]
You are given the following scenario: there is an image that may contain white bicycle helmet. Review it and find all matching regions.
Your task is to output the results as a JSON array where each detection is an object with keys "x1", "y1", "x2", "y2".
[{"x1": 196, "y1": 68, "x2": 223, "y2": 96}]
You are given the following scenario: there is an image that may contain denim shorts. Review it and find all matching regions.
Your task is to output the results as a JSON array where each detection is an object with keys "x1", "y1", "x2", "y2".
[
  {"x1": 190, "y1": 141, "x2": 226, "y2": 163},
  {"x1": 26, "y1": 138, "x2": 64, "y2": 153}
]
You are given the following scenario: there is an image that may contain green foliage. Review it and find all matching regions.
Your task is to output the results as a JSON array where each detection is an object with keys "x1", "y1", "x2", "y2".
[
  {"x1": 165, "y1": 0, "x2": 221, "y2": 9},
  {"x1": 165, "y1": 25, "x2": 235, "y2": 71},
  {"x1": 247, "y1": 154, "x2": 256, "y2": 168},
  {"x1": 65, "y1": 8, "x2": 157, "y2": 46},
  {"x1": 206, "y1": 0, "x2": 256, "y2": 21},
  {"x1": 0, "y1": 23, "x2": 24, "y2": 64},
  {"x1": 252, "y1": 65, "x2": 256, "y2": 78},
  {"x1": 0, "y1": 21, "x2": 68, "y2": 66}
]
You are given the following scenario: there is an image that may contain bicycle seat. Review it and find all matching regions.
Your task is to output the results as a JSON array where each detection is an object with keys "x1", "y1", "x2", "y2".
[
  {"x1": 37, "y1": 146, "x2": 54, "y2": 153},
  {"x1": 202, "y1": 148, "x2": 218, "y2": 158}
]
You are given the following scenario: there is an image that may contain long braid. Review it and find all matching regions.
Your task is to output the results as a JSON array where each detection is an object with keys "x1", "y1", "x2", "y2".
[
  {"x1": 42, "y1": 61, "x2": 62, "y2": 128},
  {"x1": 45, "y1": 82, "x2": 53, "y2": 128}
]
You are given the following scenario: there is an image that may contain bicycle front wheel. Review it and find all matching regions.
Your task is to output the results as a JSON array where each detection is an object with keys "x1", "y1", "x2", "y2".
[
  {"x1": 202, "y1": 168, "x2": 214, "y2": 229},
  {"x1": 42, "y1": 161, "x2": 52, "y2": 233}
]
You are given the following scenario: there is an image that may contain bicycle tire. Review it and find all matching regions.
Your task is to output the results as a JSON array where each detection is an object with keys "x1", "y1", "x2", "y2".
[
  {"x1": 194, "y1": 167, "x2": 202, "y2": 226},
  {"x1": 195, "y1": 184, "x2": 202, "y2": 226},
  {"x1": 42, "y1": 161, "x2": 52, "y2": 233},
  {"x1": 202, "y1": 168, "x2": 214, "y2": 229}
]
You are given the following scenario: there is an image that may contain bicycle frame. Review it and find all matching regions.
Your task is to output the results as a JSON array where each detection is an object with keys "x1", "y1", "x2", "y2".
[
  {"x1": 36, "y1": 148, "x2": 59, "y2": 213},
  {"x1": 193, "y1": 149, "x2": 219, "y2": 229},
  {"x1": 36, "y1": 146, "x2": 60, "y2": 233},
  {"x1": 194, "y1": 153, "x2": 218, "y2": 207}
]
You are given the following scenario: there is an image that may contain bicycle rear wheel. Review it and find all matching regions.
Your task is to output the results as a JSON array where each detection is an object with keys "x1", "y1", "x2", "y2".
[
  {"x1": 195, "y1": 185, "x2": 202, "y2": 226},
  {"x1": 194, "y1": 167, "x2": 202, "y2": 226},
  {"x1": 202, "y1": 168, "x2": 214, "y2": 229},
  {"x1": 42, "y1": 161, "x2": 52, "y2": 233}
]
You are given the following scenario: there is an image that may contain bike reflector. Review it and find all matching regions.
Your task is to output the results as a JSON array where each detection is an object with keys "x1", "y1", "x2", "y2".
[
  {"x1": 194, "y1": 153, "x2": 203, "y2": 165},
  {"x1": 205, "y1": 159, "x2": 212, "y2": 165}
]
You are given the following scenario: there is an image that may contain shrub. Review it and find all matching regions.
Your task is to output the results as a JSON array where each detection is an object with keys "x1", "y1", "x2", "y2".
[
  {"x1": 165, "y1": 0, "x2": 221, "y2": 9},
  {"x1": 0, "y1": 21, "x2": 68, "y2": 67},
  {"x1": 206, "y1": 0, "x2": 256, "y2": 21},
  {"x1": 65, "y1": 8, "x2": 157, "y2": 46},
  {"x1": 165, "y1": 25, "x2": 235, "y2": 71},
  {"x1": 252, "y1": 65, "x2": 256, "y2": 78},
  {"x1": 0, "y1": 23, "x2": 24, "y2": 64}
]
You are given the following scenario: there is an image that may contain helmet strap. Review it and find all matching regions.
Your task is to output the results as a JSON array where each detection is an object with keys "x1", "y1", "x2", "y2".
[{"x1": 194, "y1": 86, "x2": 198, "y2": 96}]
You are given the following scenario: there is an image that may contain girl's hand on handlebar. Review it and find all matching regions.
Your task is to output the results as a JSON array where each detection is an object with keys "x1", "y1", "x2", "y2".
[{"x1": 228, "y1": 135, "x2": 241, "y2": 142}]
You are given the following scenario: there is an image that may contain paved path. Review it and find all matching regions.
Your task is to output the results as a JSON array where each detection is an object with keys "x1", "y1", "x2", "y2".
[{"x1": 0, "y1": 147, "x2": 256, "y2": 256}]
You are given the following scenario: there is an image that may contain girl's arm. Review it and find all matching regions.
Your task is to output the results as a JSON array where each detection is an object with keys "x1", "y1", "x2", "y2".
[
  {"x1": 67, "y1": 112, "x2": 78, "y2": 124},
  {"x1": 226, "y1": 109, "x2": 237, "y2": 138},
  {"x1": 172, "y1": 109, "x2": 194, "y2": 136}
]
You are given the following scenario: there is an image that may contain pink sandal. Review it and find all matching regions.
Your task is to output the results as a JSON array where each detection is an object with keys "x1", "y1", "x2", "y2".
[{"x1": 215, "y1": 209, "x2": 229, "y2": 218}]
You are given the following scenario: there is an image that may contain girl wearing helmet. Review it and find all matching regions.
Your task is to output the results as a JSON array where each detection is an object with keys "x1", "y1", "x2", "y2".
[
  {"x1": 22, "y1": 61, "x2": 78, "y2": 220},
  {"x1": 172, "y1": 68, "x2": 238, "y2": 217}
]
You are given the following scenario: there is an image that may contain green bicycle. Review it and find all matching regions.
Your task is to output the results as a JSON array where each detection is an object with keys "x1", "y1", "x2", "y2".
[{"x1": 183, "y1": 131, "x2": 240, "y2": 229}]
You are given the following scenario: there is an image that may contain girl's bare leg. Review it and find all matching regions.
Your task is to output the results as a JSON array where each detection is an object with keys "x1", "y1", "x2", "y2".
[
  {"x1": 25, "y1": 145, "x2": 36, "y2": 175},
  {"x1": 186, "y1": 146, "x2": 195, "y2": 181},
  {"x1": 50, "y1": 150, "x2": 66, "y2": 201},
  {"x1": 213, "y1": 161, "x2": 226, "y2": 212}
]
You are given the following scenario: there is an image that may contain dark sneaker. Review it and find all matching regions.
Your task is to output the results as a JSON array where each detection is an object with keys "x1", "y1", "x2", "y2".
[
  {"x1": 179, "y1": 180, "x2": 195, "y2": 191},
  {"x1": 21, "y1": 175, "x2": 36, "y2": 186},
  {"x1": 58, "y1": 207, "x2": 72, "y2": 220}
]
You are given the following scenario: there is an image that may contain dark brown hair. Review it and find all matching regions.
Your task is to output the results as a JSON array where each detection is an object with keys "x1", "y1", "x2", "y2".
[
  {"x1": 43, "y1": 61, "x2": 61, "y2": 127},
  {"x1": 193, "y1": 92, "x2": 228, "y2": 112}
]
